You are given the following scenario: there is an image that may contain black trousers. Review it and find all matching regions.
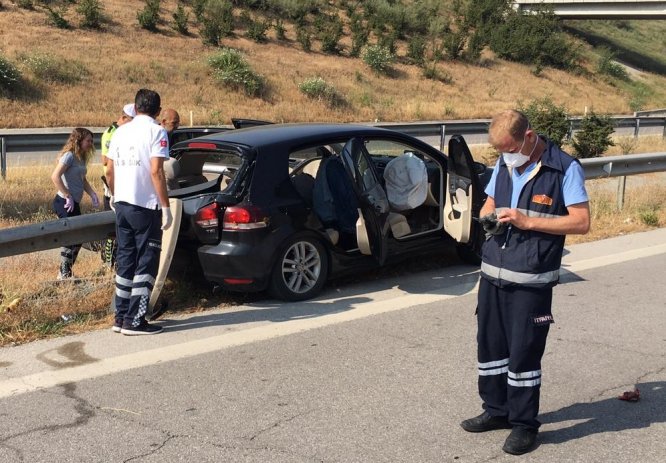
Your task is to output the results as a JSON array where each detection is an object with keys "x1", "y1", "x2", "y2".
[
  {"x1": 476, "y1": 277, "x2": 553, "y2": 430},
  {"x1": 113, "y1": 202, "x2": 162, "y2": 328}
]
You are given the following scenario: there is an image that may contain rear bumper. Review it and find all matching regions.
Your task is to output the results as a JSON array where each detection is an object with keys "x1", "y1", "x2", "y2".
[{"x1": 197, "y1": 240, "x2": 272, "y2": 292}]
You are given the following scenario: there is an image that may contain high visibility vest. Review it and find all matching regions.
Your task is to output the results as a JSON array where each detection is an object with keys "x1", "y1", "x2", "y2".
[
  {"x1": 101, "y1": 122, "x2": 118, "y2": 158},
  {"x1": 480, "y1": 139, "x2": 578, "y2": 288}
]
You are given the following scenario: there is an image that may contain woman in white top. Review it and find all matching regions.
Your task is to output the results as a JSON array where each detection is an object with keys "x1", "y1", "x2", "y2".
[{"x1": 50, "y1": 127, "x2": 99, "y2": 279}]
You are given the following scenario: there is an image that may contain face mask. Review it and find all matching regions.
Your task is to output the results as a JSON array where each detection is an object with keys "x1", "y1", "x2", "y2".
[
  {"x1": 502, "y1": 151, "x2": 530, "y2": 168},
  {"x1": 502, "y1": 132, "x2": 537, "y2": 168}
]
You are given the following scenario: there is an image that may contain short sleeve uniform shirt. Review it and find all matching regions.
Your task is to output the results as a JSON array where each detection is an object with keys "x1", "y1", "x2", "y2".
[{"x1": 106, "y1": 115, "x2": 169, "y2": 209}]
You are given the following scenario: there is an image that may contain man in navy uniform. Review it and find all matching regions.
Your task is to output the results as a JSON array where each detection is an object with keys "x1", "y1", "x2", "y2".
[
  {"x1": 461, "y1": 110, "x2": 590, "y2": 454},
  {"x1": 106, "y1": 88, "x2": 172, "y2": 335}
]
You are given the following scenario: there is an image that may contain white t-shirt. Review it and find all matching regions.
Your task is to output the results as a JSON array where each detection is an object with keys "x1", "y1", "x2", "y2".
[{"x1": 106, "y1": 114, "x2": 169, "y2": 209}]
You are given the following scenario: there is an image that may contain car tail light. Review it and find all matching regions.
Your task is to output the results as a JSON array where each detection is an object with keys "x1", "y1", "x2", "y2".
[
  {"x1": 223, "y1": 205, "x2": 269, "y2": 231},
  {"x1": 188, "y1": 142, "x2": 217, "y2": 150},
  {"x1": 195, "y1": 202, "x2": 221, "y2": 229}
]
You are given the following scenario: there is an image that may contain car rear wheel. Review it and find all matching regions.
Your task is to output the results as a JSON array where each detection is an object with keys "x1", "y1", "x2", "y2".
[{"x1": 269, "y1": 235, "x2": 329, "y2": 301}]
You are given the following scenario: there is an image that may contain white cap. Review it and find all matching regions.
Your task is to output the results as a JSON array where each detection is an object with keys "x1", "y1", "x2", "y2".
[{"x1": 123, "y1": 103, "x2": 136, "y2": 118}]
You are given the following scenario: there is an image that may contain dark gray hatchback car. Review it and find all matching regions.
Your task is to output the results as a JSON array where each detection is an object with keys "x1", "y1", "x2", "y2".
[{"x1": 166, "y1": 123, "x2": 490, "y2": 301}]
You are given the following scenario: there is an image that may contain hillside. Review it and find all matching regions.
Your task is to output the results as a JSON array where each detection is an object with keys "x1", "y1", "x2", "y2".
[{"x1": 2, "y1": 0, "x2": 666, "y2": 128}]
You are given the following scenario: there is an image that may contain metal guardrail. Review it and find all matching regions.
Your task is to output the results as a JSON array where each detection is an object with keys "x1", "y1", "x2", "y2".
[
  {"x1": 1, "y1": 152, "x2": 664, "y2": 260},
  {"x1": 1, "y1": 114, "x2": 665, "y2": 154},
  {"x1": 0, "y1": 211, "x2": 115, "y2": 258},
  {"x1": 635, "y1": 108, "x2": 666, "y2": 117}
]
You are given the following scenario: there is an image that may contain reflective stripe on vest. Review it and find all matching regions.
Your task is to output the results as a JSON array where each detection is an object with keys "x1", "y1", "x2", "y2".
[{"x1": 481, "y1": 262, "x2": 560, "y2": 285}]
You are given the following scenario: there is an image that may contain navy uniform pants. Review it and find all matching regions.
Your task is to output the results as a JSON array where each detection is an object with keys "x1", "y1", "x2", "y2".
[
  {"x1": 113, "y1": 202, "x2": 162, "y2": 329},
  {"x1": 476, "y1": 277, "x2": 554, "y2": 431},
  {"x1": 53, "y1": 195, "x2": 82, "y2": 278}
]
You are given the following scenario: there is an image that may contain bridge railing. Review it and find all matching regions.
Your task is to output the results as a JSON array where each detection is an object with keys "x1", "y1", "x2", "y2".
[{"x1": 1, "y1": 152, "x2": 665, "y2": 259}]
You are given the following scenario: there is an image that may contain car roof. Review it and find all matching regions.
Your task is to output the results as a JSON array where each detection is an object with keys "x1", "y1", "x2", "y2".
[{"x1": 185, "y1": 123, "x2": 401, "y2": 149}]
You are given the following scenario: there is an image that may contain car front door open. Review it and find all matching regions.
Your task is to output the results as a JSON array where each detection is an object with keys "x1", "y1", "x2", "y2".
[
  {"x1": 340, "y1": 138, "x2": 390, "y2": 264},
  {"x1": 444, "y1": 135, "x2": 481, "y2": 243}
]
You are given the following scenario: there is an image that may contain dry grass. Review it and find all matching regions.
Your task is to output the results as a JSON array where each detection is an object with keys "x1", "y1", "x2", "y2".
[{"x1": 1, "y1": 1, "x2": 666, "y2": 127}]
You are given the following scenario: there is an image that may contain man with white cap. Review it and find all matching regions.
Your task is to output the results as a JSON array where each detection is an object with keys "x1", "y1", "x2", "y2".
[{"x1": 99, "y1": 103, "x2": 135, "y2": 267}]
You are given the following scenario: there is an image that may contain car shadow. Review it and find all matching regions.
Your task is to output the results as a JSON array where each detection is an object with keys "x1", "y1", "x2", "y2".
[
  {"x1": 539, "y1": 381, "x2": 665, "y2": 444},
  {"x1": 159, "y1": 294, "x2": 372, "y2": 332}
]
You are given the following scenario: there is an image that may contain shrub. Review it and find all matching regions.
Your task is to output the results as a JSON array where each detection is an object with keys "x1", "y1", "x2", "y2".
[
  {"x1": 377, "y1": 31, "x2": 397, "y2": 56},
  {"x1": 172, "y1": 2, "x2": 189, "y2": 34},
  {"x1": 572, "y1": 112, "x2": 615, "y2": 158},
  {"x1": 422, "y1": 63, "x2": 452, "y2": 84},
  {"x1": 192, "y1": 0, "x2": 205, "y2": 22},
  {"x1": 298, "y1": 77, "x2": 342, "y2": 107},
  {"x1": 245, "y1": 17, "x2": 270, "y2": 43},
  {"x1": 16, "y1": 0, "x2": 34, "y2": 10},
  {"x1": 638, "y1": 207, "x2": 659, "y2": 227},
  {"x1": 296, "y1": 25, "x2": 312, "y2": 52},
  {"x1": 0, "y1": 54, "x2": 22, "y2": 95},
  {"x1": 45, "y1": 6, "x2": 70, "y2": 29},
  {"x1": 77, "y1": 0, "x2": 103, "y2": 29},
  {"x1": 318, "y1": 15, "x2": 343, "y2": 54},
  {"x1": 18, "y1": 52, "x2": 89, "y2": 85},
  {"x1": 362, "y1": 44, "x2": 394, "y2": 75},
  {"x1": 208, "y1": 48, "x2": 265, "y2": 97},
  {"x1": 200, "y1": 0, "x2": 233, "y2": 46},
  {"x1": 274, "y1": 18, "x2": 286, "y2": 40},
  {"x1": 137, "y1": 0, "x2": 160, "y2": 32},
  {"x1": 349, "y1": 13, "x2": 368, "y2": 57},
  {"x1": 407, "y1": 35, "x2": 426, "y2": 65},
  {"x1": 490, "y1": 10, "x2": 579, "y2": 70},
  {"x1": 519, "y1": 97, "x2": 570, "y2": 146},
  {"x1": 597, "y1": 47, "x2": 629, "y2": 81}
]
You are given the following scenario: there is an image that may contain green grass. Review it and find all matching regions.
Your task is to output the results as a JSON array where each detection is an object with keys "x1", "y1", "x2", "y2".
[{"x1": 564, "y1": 19, "x2": 666, "y2": 75}]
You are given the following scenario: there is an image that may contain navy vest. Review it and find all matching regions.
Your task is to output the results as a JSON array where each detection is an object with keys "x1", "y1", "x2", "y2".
[{"x1": 481, "y1": 138, "x2": 578, "y2": 288}]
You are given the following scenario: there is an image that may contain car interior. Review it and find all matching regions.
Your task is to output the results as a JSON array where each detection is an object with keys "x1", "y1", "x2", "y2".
[
  {"x1": 165, "y1": 151, "x2": 240, "y2": 193},
  {"x1": 289, "y1": 139, "x2": 446, "y2": 251}
]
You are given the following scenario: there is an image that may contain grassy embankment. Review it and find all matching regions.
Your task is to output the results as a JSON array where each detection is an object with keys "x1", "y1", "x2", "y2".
[{"x1": 1, "y1": 1, "x2": 666, "y2": 127}]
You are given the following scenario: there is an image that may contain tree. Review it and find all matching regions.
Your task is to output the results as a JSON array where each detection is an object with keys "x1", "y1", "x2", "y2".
[
  {"x1": 519, "y1": 97, "x2": 569, "y2": 147},
  {"x1": 572, "y1": 112, "x2": 615, "y2": 158}
]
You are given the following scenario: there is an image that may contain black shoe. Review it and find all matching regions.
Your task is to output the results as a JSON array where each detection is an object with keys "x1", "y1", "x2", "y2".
[
  {"x1": 460, "y1": 411, "x2": 512, "y2": 433},
  {"x1": 120, "y1": 321, "x2": 164, "y2": 336},
  {"x1": 502, "y1": 427, "x2": 538, "y2": 455}
]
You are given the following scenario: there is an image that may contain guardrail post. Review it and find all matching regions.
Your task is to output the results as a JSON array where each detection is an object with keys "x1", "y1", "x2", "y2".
[
  {"x1": 1, "y1": 136, "x2": 6, "y2": 181},
  {"x1": 567, "y1": 120, "x2": 574, "y2": 142},
  {"x1": 439, "y1": 124, "x2": 446, "y2": 152},
  {"x1": 634, "y1": 118, "x2": 640, "y2": 138},
  {"x1": 617, "y1": 176, "x2": 626, "y2": 210}
]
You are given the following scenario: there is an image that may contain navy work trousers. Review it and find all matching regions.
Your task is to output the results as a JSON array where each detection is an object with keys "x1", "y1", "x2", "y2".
[
  {"x1": 476, "y1": 277, "x2": 553, "y2": 431},
  {"x1": 53, "y1": 195, "x2": 82, "y2": 277},
  {"x1": 113, "y1": 202, "x2": 162, "y2": 329}
]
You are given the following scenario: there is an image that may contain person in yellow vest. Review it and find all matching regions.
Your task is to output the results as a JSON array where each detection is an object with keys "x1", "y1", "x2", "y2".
[{"x1": 100, "y1": 104, "x2": 135, "y2": 267}]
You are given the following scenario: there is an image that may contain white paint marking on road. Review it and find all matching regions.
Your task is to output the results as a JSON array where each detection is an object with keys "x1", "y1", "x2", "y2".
[{"x1": 1, "y1": 240, "x2": 665, "y2": 399}]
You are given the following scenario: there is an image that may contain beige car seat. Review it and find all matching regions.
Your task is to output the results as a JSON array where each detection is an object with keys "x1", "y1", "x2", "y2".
[{"x1": 163, "y1": 157, "x2": 181, "y2": 190}]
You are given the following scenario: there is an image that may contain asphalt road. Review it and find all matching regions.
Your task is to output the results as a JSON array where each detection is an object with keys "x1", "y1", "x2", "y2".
[{"x1": 0, "y1": 229, "x2": 664, "y2": 462}]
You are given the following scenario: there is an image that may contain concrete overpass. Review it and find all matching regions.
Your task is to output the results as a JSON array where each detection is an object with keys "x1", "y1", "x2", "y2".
[{"x1": 514, "y1": 0, "x2": 666, "y2": 19}]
